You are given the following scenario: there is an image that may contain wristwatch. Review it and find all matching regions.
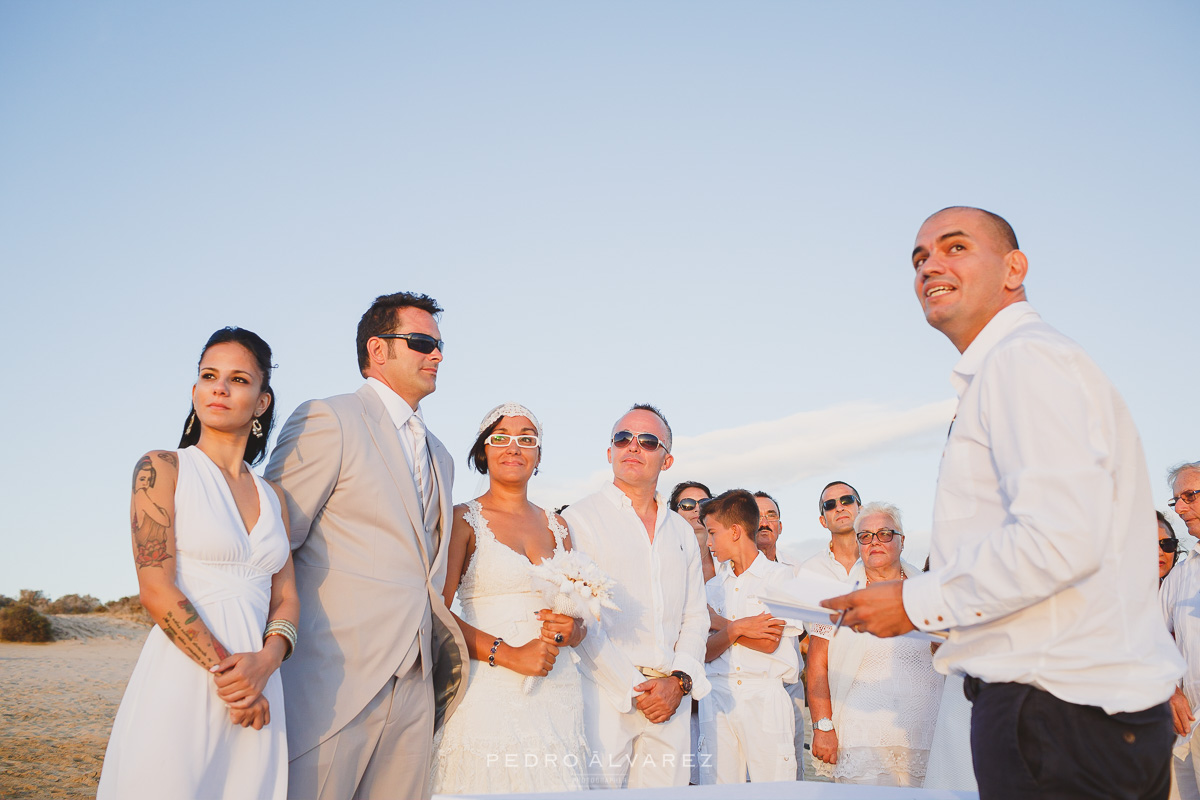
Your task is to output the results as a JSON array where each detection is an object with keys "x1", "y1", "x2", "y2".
[
  {"x1": 815, "y1": 717, "x2": 835, "y2": 732},
  {"x1": 670, "y1": 670, "x2": 693, "y2": 695}
]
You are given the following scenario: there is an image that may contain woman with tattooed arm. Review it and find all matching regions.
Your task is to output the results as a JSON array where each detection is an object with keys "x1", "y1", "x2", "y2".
[{"x1": 98, "y1": 327, "x2": 298, "y2": 800}]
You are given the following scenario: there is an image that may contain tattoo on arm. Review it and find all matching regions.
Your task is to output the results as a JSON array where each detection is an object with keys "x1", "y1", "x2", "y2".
[
  {"x1": 132, "y1": 504, "x2": 172, "y2": 569},
  {"x1": 157, "y1": 452, "x2": 178, "y2": 468},
  {"x1": 131, "y1": 454, "x2": 173, "y2": 570}
]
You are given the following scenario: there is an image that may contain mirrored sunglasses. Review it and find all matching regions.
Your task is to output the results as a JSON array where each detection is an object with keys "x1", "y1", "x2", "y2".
[
  {"x1": 822, "y1": 494, "x2": 859, "y2": 512},
  {"x1": 611, "y1": 430, "x2": 669, "y2": 453}
]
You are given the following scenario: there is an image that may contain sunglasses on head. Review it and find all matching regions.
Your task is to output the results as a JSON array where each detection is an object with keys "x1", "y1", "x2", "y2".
[
  {"x1": 376, "y1": 332, "x2": 444, "y2": 354},
  {"x1": 822, "y1": 494, "x2": 859, "y2": 512},
  {"x1": 611, "y1": 430, "x2": 669, "y2": 453},
  {"x1": 1160, "y1": 537, "x2": 1180, "y2": 554}
]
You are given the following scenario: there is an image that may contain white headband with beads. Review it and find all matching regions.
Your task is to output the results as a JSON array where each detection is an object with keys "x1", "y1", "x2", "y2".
[{"x1": 477, "y1": 402, "x2": 543, "y2": 441}]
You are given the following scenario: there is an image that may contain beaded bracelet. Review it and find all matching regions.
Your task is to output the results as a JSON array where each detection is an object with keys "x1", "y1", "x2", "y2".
[
  {"x1": 488, "y1": 637, "x2": 503, "y2": 667},
  {"x1": 264, "y1": 619, "x2": 298, "y2": 661}
]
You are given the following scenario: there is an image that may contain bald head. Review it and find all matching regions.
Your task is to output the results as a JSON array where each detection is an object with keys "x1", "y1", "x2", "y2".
[{"x1": 925, "y1": 206, "x2": 1019, "y2": 254}]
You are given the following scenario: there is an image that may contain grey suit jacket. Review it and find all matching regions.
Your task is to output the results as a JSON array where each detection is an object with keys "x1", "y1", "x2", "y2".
[{"x1": 265, "y1": 384, "x2": 468, "y2": 758}]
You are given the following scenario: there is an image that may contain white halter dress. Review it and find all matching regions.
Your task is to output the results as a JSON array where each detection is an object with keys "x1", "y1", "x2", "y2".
[{"x1": 98, "y1": 446, "x2": 290, "y2": 800}]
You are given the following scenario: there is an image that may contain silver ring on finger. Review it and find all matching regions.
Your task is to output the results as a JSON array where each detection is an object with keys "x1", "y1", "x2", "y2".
[{"x1": 554, "y1": 633, "x2": 564, "y2": 644}]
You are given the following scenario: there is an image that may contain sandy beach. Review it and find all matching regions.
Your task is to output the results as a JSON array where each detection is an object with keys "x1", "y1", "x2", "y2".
[
  {"x1": 0, "y1": 615, "x2": 147, "y2": 799},
  {"x1": 1, "y1": 615, "x2": 827, "y2": 798}
]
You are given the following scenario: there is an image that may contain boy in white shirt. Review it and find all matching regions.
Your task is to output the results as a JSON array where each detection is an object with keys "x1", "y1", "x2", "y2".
[{"x1": 700, "y1": 489, "x2": 801, "y2": 783}]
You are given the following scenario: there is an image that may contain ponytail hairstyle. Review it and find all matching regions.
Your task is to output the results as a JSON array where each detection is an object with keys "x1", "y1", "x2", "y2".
[{"x1": 178, "y1": 327, "x2": 276, "y2": 465}]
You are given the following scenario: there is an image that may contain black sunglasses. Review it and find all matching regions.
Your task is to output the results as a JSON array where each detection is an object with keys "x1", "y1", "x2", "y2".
[
  {"x1": 376, "y1": 332, "x2": 445, "y2": 354},
  {"x1": 1160, "y1": 537, "x2": 1180, "y2": 554},
  {"x1": 676, "y1": 497, "x2": 707, "y2": 512},
  {"x1": 822, "y1": 494, "x2": 859, "y2": 512},
  {"x1": 611, "y1": 430, "x2": 669, "y2": 453}
]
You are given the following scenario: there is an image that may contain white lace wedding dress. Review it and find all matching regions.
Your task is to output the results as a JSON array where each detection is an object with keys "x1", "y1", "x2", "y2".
[{"x1": 430, "y1": 500, "x2": 589, "y2": 794}]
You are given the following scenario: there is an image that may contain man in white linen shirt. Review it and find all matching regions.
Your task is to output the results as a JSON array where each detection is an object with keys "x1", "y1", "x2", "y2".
[
  {"x1": 824, "y1": 206, "x2": 1184, "y2": 799},
  {"x1": 1159, "y1": 461, "x2": 1200, "y2": 798},
  {"x1": 702, "y1": 489, "x2": 800, "y2": 783},
  {"x1": 564, "y1": 404, "x2": 711, "y2": 789},
  {"x1": 798, "y1": 481, "x2": 862, "y2": 582},
  {"x1": 752, "y1": 490, "x2": 806, "y2": 778}
]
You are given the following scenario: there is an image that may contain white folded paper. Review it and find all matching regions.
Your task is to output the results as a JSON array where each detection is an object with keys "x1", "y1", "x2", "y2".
[{"x1": 759, "y1": 573, "x2": 948, "y2": 643}]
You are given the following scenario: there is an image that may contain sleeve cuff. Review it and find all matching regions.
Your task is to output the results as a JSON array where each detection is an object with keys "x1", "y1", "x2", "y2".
[
  {"x1": 670, "y1": 653, "x2": 711, "y2": 700},
  {"x1": 902, "y1": 571, "x2": 954, "y2": 632}
]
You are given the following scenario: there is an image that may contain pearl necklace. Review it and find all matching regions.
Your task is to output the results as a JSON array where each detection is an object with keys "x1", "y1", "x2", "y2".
[{"x1": 866, "y1": 567, "x2": 906, "y2": 586}]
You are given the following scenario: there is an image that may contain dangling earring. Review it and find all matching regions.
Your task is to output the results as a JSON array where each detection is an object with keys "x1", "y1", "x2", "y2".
[
  {"x1": 534, "y1": 466, "x2": 540, "y2": 476},
  {"x1": 251, "y1": 417, "x2": 264, "y2": 439},
  {"x1": 185, "y1": 411, "x2": 196, "y2": 435}
]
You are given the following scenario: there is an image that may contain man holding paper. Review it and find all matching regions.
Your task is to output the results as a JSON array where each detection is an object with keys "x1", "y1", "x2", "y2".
[{"x1": 822, "y1": 207, "x2": 1183, "y2": 799}]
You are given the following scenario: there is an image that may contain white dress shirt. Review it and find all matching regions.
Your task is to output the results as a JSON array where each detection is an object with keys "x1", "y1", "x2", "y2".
[
  {"x1": 705, "y1": 553, "x2": 800, "y2": 688},
  {"x1": 1162, "y1": 556, "x2": 1200, "y2": 705},
  {"x1": 798, "y1": 542, "x2": 855, "y2": 582},
  {"x1": 565, "y1": 483, "x2": 711, "y2": 705},
  {"x1": 902, "y1": 302, "x2": 1183, "y2": 714}
]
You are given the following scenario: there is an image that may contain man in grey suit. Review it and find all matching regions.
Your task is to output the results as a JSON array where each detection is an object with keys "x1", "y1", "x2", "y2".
[{"x1": 266, "y1": 291, "x2": 468, "y2": 800}]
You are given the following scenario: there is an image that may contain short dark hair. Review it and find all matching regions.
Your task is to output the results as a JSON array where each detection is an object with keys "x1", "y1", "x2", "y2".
[
  {"x1": 753, "y1": 490, "x2": 780, "y2": 515},
  {"x1": 178, "y1": 327, "x2": 277, "y2": 466},
  {"x1": 818, "y1": 480, "x2": 860, "y2": 513},
  {"x1": 929, "y1": 206, "x2": 1019, "y2": 252},
  {"x1": 356, "y1": 292, "x2": 443, "y2": 376},
  {"x1": 699, "y1": 489, "x2": 760, "y2": 534},
  {"x1": 669, "y1": 481, "x2": 713, "y2": 511},
  {"x1": 624, "y1": 403, "x2": 673, "y2": 450}
]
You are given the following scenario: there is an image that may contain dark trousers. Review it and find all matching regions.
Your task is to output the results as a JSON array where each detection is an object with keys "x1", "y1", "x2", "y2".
[{"x1": 965, "y1": 677, "x2": 1173, "y2": 800}]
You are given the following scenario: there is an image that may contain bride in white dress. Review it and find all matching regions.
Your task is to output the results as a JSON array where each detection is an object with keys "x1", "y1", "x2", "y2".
[
  {"x1": 431, "y1": 403, "x2": 590, "y2": 793},
  {"x1": 98, "y1": 328, "x2": 298, "y2": 800}
]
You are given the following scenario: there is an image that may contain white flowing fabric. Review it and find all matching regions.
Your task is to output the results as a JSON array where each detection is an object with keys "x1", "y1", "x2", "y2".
[
  {"x1": 431, "y1": 500, "x2": 588, "y2": 794},
  {"x1": 98, "y1": 446, "x2": 290, "y2": 800}
]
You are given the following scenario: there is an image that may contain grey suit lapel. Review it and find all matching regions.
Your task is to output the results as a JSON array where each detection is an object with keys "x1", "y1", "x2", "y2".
[
  {"x1": 356, "y1": 385, "x2": 433, "y2": 575},
  {"x1": 427, "y1": 433, "x2": 453, "y2": 564}
]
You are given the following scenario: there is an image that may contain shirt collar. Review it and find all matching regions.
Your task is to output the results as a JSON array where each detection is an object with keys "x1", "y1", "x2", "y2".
[
  {"x1": 950, "y1": 301, "x2": 1040, "y2": 397},
  {"x1": 600, "y1": 480, "x2": 666, "y2": 513},
  {"x1": 365, "y1": 377, "x2": 420, "y2": 430}
]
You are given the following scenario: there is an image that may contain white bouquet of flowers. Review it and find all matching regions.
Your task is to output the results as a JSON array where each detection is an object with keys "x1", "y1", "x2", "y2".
[{"x1": 523, "y1": 549, "x2": 619, "y2": 694}]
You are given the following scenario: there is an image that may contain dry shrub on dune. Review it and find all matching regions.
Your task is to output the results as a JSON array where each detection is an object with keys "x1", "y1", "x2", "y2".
[{"x1": 0, "y1": 603, "x2": 54, "y2": 642}]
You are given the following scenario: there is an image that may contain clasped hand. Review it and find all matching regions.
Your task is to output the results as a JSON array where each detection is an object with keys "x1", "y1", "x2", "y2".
[
  {"x1": 634, "y1": 676, "x2": 684, "y2": 724},
  {"x1": 212, "y1": 649, "x2": 278, "y2": 728}
]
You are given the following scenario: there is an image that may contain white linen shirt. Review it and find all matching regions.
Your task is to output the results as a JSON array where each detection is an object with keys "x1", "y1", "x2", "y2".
[
  {"x1": 565, "y1": 483, "x2": 711, "y2": 705},
  {"x1": 705, "y1": 553, "x2": 800, "y2": 686},
  {"x1": 1161, "y1": 556, "x2": 1200, "y2": 707},
  {"x1": 902, "y1": 302, "x2": 1183, "y2": 714},
  {"x1": 798, "y1": 543, "x2": 855, "y2": 583}
]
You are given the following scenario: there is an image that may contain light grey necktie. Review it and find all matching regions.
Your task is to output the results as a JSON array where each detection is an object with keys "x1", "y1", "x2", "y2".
[{"x1": 407, "y1": 413, "x2": 432, "y2": 511}]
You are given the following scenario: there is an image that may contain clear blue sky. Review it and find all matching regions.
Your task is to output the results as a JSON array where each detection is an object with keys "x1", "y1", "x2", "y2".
[{"x1": 1, "y1": 2, "x2": 1196, "y2": 601}]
